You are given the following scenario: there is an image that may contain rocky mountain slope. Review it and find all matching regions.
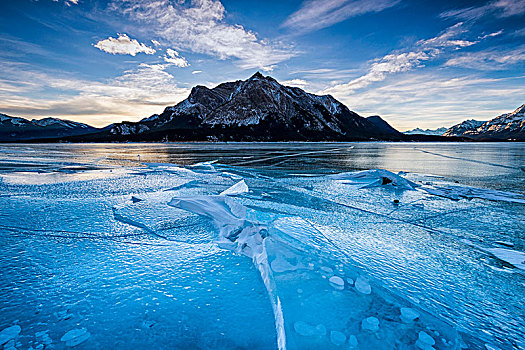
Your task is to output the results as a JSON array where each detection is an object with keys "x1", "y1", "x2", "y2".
[
  {"x1": 0, "y1": 114, "x2": 98, "y2": 141},
  {"x1": 442, "y1": 120, "x2": 485, "y2": 137},
  {"x1": 443, "y1": 104, "x2": 524, "y2": 140},
  {"x1": 367, "y1": 116, "x2": 403, "y2": 137},
  {"x1": 98, "y1": 72, "x2": 404, "y2": 142}
]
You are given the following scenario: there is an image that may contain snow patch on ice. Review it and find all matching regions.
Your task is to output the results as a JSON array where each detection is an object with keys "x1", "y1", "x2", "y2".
[
  {"x1": 330, "y1": 169, "x2": 419, "y2": 190},
  {"x1": 220, "y1": 179, "x2": 249, "y2": 196},
  {"x1": 485, "y1": 247, "x2": 525, "y2": 271},
  {"x1": 421, "y1": 184, "x2": 525, "y2": 204}
]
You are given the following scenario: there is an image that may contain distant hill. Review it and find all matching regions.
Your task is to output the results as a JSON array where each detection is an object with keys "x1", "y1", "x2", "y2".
[
  {"x1": 0, "y1": 114, "x2": 98, "y2": 141},
  {"x1": 367, "y1": 116, "x2": 403, "y2": 137},
  {"x1": 443, "y1": 104, "x2": 525, "y2": 140},
  {"x1": 403, "y1": 127, "x2": 448, "y2": 136}
]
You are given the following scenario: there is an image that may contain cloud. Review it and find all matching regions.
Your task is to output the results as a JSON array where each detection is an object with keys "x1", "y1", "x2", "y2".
[
  {"x1": 322, "y1": 23, "x2": 476, "y2": 95},
  {"x1": 94, "y1": 33, "x2": 156, "y2": 56},
  {"x1": 514, "y1": 28, "x2": 525, "y2": 36},
  {"x1": 478, "y1": 30, "x2": 504, "y2": 39},
  {"x1": 110, "y1": 0, "x2": 295, "y2": 71},
  {"x1": 151, "y1": 39, "x2": 161, "y2": 46},
  {"x1": 192, "y1": 70, "x2": 203, "y2": 74},
  {"x1": 53, "y1": 0, "x2": 79, "y2": 5},
  {"x1": 445, "y1": 45, "x2": 525, "y2": 70},
  {"x1": 0, "y1": 61, "x2": 189, "y2": 126},
  {"x1": 281, "y1": 79, "x2": 309, "y2": 89},
  {"x1": 441, "y1": 0, "x2": 525, "y2": 21},
  {"x1": 282, "y1": 0, "x2": 401, "y2": 34},
  {"x1": 322, "y1": 72, "x2": 525, "y2": 130},
  {"x1": 162, "y1": 48, "x2": 190, "y2": 67}
]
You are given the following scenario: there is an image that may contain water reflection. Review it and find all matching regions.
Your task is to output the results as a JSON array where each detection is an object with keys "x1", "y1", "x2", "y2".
[{"x1": 0, "y1": 142, "x2": 523, "y2": 192}]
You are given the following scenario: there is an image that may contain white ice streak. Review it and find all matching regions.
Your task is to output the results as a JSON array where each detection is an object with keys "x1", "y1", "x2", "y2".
[
  {"x1": 485, "y1": 247, "x2": 525, "y2": 271},
  {"x1": 167, "y1": 189, "x2": 285, "y2": 349},
  {"x1": 421, "y1": 185, "x2": 525, "y2": 204}
]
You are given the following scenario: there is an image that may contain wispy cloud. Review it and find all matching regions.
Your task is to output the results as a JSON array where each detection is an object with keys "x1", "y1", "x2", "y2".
[
  {"x1": 52, "y1": 0, "x2": 79, "y2": 6},
  {"x1": 441, "y1": 0, "x2": 525, "y2": 21},
  {"x1": 162, "y1": 49, "x2": 189, "y2": 67},
  {"x1": 94, "y1": 33, "x2": 156, "y2": 56},
  {"x1": 282, "y1": 0, "x2": 401, "y2": 34},
  {"x1": 281, "y1": 79, "x2": 309, "y2": 89},
  {"x1": 514, "y1": 28, "x2": 525, "y2": 36},
  {"x1": 478, "y1": 30, "x2": 504, "y2": 39},
  {"x1": 0, "y1": 62, "x2": 189, "y2": 126},
  {"x1": 324, "y1": 73, "x2": 525, "y2": 130},
  {"x1": 445, "y1": 45, "x2": 525, "y2": 70},
  {"x1": 111, "y1": 0, "x2": 296, "y2": 71},
  {"x1": 322, "y1": 23, "x2": 476, "y2": 95}
]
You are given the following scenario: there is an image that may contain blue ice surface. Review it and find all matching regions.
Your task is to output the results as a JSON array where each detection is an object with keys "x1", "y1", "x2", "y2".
[{"x1": 0, "y1": 143, "x2": 524, "y2": 350}]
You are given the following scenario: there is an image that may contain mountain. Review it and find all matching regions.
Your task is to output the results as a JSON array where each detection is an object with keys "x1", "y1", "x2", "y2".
[
  {"x1": 367, "y1": 116, "x2": 403, "y2": 137},
  {"x1": 89, "y1": 72, "x2": 404, "y2": 142},
  {"x1": 0, "y1": 114, "x2": 98, "y2": 141},
  {"x1": 442, "y1": 120, "x2": 485, "y2": 137},
  {"x1": 443, "y1": 104, "x2": 525, "y2": 140},
  {"x1": 403, "y1": 127, "x2": 448, "y2": 136}
]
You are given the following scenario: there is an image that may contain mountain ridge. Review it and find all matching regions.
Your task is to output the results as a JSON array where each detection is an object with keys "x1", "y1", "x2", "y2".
[
  {"x1": 0, "y1": 113, "x2": 98, "y2": 141},
  {"x1": 94, "y1": 72, "x2": 405, "y2": 142},
  {"x1": 443, "y1": 104, "x2": 525, "y2": 140}
]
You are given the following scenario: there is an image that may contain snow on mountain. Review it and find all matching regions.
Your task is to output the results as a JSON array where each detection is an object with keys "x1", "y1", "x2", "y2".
[
  {"x1": 442, "y1": 120, "x2": 485, "y2": 137},
  {"x1": 404, "y1": 127, "x2": 448, "y2": 136},
  {"x1": 0, "y1": 114, "x2": 98, "y2": 141},
  {"x1": 106, "y1": 72, "x2": 403, "y2": 141},
  {"x1": 31, "y1": 117, "x2": 92, "y2": 129},
  {"x1": 443, "y1": 104, "x2": 525, "y2": 140},
  {"x1": 0, "y1": 113, "x2": 31, "y2": 127}
]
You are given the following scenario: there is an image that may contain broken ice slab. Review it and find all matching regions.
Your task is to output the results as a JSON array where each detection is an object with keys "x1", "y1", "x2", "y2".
[
  {"x1": 220, "y1": 179, "x2": 249, "y2": 196},
  {"x1": 262, "y1": 226, "x2": 466, "y2": 350},
  {"x1": 329, "y1": 169, "x2": 419, "y2": 190}
]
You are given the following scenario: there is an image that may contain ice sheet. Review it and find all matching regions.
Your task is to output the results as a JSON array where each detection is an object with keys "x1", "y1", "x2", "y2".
[{"x1": 1, "y1": 157, "x2": 523, "y2": 350}]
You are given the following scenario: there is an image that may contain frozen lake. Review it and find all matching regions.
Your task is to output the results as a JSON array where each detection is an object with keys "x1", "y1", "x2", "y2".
[{"x1": 0, "y1": 142, "x2": 524, "y2": 350}]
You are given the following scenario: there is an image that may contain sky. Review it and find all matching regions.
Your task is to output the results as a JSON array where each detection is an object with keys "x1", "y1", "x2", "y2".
[{"x1": 0, "y1": 0, "x2": 524, "y2": 130}]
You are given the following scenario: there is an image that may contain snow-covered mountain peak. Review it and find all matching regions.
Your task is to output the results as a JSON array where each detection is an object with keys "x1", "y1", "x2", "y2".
[
  {"x1": 113, "y1": 73, "x2": 404, "y2": 141},
  {"x1": 443, "y1": 103, "x2": 524, "y2": 140}
]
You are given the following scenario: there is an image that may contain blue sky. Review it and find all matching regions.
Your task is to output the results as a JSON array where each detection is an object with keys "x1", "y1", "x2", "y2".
[{"x1": 0, "y1": 0, "x2": 524, "y2": 130}]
